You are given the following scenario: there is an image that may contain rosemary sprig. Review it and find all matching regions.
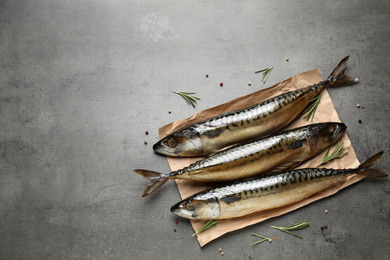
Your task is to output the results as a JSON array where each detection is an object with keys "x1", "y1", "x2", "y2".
[
  {"x1": 251, "y1": 233, "x2": 272, "y2": 246},
  {"x1": 192, "y1": 220, "x2": 218, "y2": 237},
  {"x1": 271, "y1": 219, "x2": 310, "y2": 239},
  {"x1": 303, "y1": 94, "x2": 322, "y2": 122},
  {"x1": 173, "y1": 91, "x2": 200, "y2": 108},
  {"x1": 317, "y1": 141, "x2": 349, "y2": 167},
  {"x1": 255, "y1": 66, "x2": 273, "y2": 83}
]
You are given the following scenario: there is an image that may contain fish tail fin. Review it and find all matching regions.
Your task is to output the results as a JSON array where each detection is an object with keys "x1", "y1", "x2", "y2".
[
  {"x1": 327, "y1": 55, "x2": 360, "y2": 87},
  {"x1": 134, "y1": 169, "x2": 169, "y2": 197},
  {"x1": 356, "y1": 151, "x2": 388, "y2": 178}
]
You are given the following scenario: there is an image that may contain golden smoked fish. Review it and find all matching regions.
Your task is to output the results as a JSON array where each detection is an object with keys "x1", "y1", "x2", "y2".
[
  {"x1": 135, "y1": 122, "x2": 346, "y2": 197},
  {"x1": 153, "y1": 56, "x2": 359, "y2": 157},
  {"x1": 171, "y1": 152, "x2": 387, "y2": 220}
]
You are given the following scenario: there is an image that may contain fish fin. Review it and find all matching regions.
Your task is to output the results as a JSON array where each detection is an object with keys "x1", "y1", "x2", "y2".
[
  {"x1": 356, "y1": 151, "x2": 388, "y2": 178},
  {"x1": 134, "y1": 169, "x2": 169, "y2": 197},
  {"x1": 327, "y1": 56, "x2": 360, "y2": 87},
  {"x1": 359, "y1": 169, "x2": 388, "y2": 178},
  {"x1": 287, "y1": 162, "x2": 302, "y2": 171},
  {"x1": 220, "y1": 195, "x2": 242, "y2": 205},
  {"x1": 285, "y1": 139, "x2": 306, "y2": 150}
]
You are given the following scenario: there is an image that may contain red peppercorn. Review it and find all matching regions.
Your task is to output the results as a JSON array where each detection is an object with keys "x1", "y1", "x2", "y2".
[
  {"x1": 175, "y1": 221, "x2": 179, "y2": 225},
  {"x1": 220, "y1": 82, "x2": 223, "y2": 87},
  {"x1": 206, "y1": 74, "x2": 209, "y2": 78}
]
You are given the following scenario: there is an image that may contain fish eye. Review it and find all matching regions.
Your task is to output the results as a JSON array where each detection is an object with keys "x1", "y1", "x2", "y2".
[
  {"x1": 165, "y1": 138, "x2": 177, "y2": 147},
  {"x1": 186, "y1": 202, "x2": 195, "y2": 211},
  {"x1": 327, "y1": 125, "x2": 335, "y2": 133}
]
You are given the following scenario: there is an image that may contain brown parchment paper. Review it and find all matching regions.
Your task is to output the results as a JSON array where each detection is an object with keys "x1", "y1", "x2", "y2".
[{"x1": 158, "y1": 68, "x2": 362, "y2": 247}]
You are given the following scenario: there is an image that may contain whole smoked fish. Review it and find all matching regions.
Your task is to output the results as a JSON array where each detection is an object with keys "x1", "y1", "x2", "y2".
[
  {"x1": 135, "y1": 122, "x2": 346, "y2": 197},
  {"x1": 171, "y1": 152, "x2": 387, "y2": 220},
  {"x1": 153, "y1": 56, "x2": 359, "y2": 157}
]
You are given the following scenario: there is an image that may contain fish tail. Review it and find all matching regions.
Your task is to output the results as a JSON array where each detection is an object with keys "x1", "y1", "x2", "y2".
[
  {"x1": 327, "y1": 56, "x2": 360, "y2": 87},
  {"x1": 134, "y1": 169, "x2": 169, "y2": 197},
  {"x1": 356, "y1": 151, "x2": 388, "y2": 178}
]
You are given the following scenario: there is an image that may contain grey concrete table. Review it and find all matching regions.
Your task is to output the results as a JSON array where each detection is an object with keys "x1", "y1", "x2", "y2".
[{"x1": 1, "y1": 1, "x2": 389, "y2": 259}]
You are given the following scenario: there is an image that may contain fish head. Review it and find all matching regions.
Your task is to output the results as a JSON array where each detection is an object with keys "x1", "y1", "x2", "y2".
[
  {"x1": 153, "y1": 128, "x2": 203, "y2": 157},
  {"x1": 308, "y1": 122, "x2": 347, "y2": 152},
  {"x1": 170, "y1": 197, "x2": 220, "y2": 220}
]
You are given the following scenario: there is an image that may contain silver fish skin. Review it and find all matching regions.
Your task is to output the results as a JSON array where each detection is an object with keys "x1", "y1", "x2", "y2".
[
  {"x1": 171, "y1": 152, "x2": 387, "y2": 220},
  {"x1": 135, "y1": 122, "x2": 346, "y2": 197},
  {"x1": 153, "y1": 56, "x2": 359, "y2": 157}
]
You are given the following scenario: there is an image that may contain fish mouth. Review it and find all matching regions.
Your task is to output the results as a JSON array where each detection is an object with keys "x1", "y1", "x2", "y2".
[
  {"x1": 153, "y1": 140, "x2": 177, "y2": 157},
  {"x1": 170, "y1": 201, "x2": 195, "y2": 219},
  {"x1": 333, "y1": 123, "x2": 347, "y2": 141}
]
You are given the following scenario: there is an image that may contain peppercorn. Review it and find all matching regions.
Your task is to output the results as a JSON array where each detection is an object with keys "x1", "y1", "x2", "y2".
[
  {"x1": 325, "y1": 210, "x2": 328, "y2": 214},
  {"x1": 248, "y1": 82, "x2": 251, "y2": 86},
  {"x1": 273, "y1": 237, "x2": 277, "y2": 241},
  {"x1": 206, "y1": 74, "x2": 209, "y2": 78},
  {"x1": 321, "y1": 226, "x2": 324, "y2": 231},
  {"x1": 358, "y1": 119, "x2": 362, "y2": 123},
  {"x1": 219, "y1": 248, "x2": 222, "y2": 252},
  {"x1": 168, "y1": 110, "x2": 171, "y2": 114},
  {"x1": 357, "y1": 104, "x2": 360, "y2": 108},
  {"x1": 286, "y1": 58, "x2": 289, "y2": 61},
  {"x1": 220, "y1": 82, "x2": 223, "y2": 87},
  {"x1": 221, "y1": 252, "x2": 224, "y2": 256},
  {"x1": 324, "y1": 224, "x2": 328, "y2": 229},
  {"x1": 144, "y1": 141, "x2": 147, "y2": 145},
  {"x1": 145, "y1": 130, "x2": 149, "y2": 135}
]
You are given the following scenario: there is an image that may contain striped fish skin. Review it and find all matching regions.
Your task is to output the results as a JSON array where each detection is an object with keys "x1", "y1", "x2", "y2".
[
  {"x1": 169, "y1": 122, "x2": 346, "y2": 182},
  {"x1": 135, "y1": 123, "x2": 346, "y2": 197},
  {"x1": 153, "y1": 84, "x2": 322, "y2": 157},
  {"x1": 171, "y1": 152, "x2": 387, "y2": 220},
  {"x1": 153, "y1": 56, "x2": 359, "y2": 157}
]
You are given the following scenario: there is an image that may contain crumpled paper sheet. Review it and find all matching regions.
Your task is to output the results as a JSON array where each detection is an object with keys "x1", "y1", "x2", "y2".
[{"x1": 158, "y1": 68, "x2": 362, "y2": 247}]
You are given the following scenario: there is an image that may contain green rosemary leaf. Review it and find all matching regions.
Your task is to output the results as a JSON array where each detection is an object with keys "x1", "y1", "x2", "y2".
[
  {"x1": 192, "y1": 220, "x2": 218, "y2": 237},
  {"x1": 251, "y1": 238, "x2": 268, "y2": 246},
  {"x1": 271, "y1": 220, "x2": 310, "y2": 239},
  {"x1": 255, "y1": 66, "x2": 273, "y2": 83},
  {"x1": 173, "y1": 91, "x2": 200, "y2": 108},
  {"x1": 303, "y1": 94, "x2": 322, "y2": 122},
  {"x1": 251, "y1": 233, "x2": 272, "y2": 246},
  {"x1": 317, "y1": 141, "x2": 349, "y2": 167}
]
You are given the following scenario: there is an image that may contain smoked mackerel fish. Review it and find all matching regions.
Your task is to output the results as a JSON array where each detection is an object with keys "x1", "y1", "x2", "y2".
[
  {"x1": 153, "y1": 56, "x2": 359, "y2": 157},
  {"x1": 171, "y1": 152, "x2": 387, "y2": 220},
  {"x1": 135, "y1": 122, "x2": 346, "y2": 197}
]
